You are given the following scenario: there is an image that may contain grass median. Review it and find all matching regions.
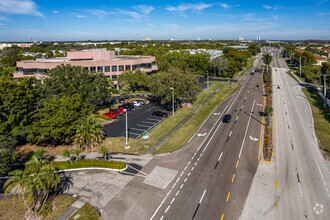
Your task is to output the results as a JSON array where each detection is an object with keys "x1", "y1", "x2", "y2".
[
  {"x1": 154, "y1": 83, "x2": 240, "y2": 154},
  {"x1": 103, "y1": 81, "x2": 227, "y2": 154},
  {"x1": 302, "y1": 87, "x2": 330, "y2": 159},
  {"x1": 52, "y1": 159, "x2": 126, "y2": 170}
]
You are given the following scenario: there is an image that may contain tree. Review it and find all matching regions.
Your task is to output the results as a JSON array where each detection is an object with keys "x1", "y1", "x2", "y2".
[
  {"x1": 62, "y1": 149, "x2": 72, "y2": 163},
  {"x1": 209, "y1": 57, "x2": 230, "y2": 77},
  {"x1": 4, "y1": 156, "x2": 60, "y2": 217},
  {"x1": 150, "y1": 68, "x2": 201, "y2": 104},
  {"x1": 0, "y1": 76, "x2": 39, "y2": 136},
  {"x1": 72, "y1": 148, "x2": 82, "y2": 162},
  {"x1": 0, "y1": 135, "x2": 17, "y2": 176},
  {"x1": 75, "y1": 115, "x2": 104, "y2": 152},
  {"x1": 98, "y1": 145, "x2": 109, "y2": 161},
  {"x1": 26, "y1": 94, "x2": 90, "y2": 145},
  {"x1": 39, "y1": 64, "x2": 112, "y2": 111},
  {"x1": 34, "y1": 149, "x2": 47, "y2": 162},
  {"x1": 248, "y1": 44, "x2": 261, "y2": 56},
  {"x1": 294, "y1": 51, "x2": 316, "y2": 66},
  {"x1": 263, "y1": 53, "x2": 273, "y2": 72}
]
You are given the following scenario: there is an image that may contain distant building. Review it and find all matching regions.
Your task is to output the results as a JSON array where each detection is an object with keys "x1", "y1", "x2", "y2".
[
  {"x1": 319, "y1": 49, "x2": 330, "y2": 58},
  {"x1": 169, "y1": 49, "x2": 223, "y2": 60},
  {"x1": 14, "y1": 50, "x2": 158, "y2": 89},
  {"x1": 314, "y1": 54, "x2": 327, "y2": 65},
  {"x1": 238, "y1": 37, "x2": 244, "y2": 41},
  {"x1": 0, "y1": 42, "x2": 32, "y2": 49},
  {"x1": 145, "y1": 37, "x2": 151, "y2": 41}
]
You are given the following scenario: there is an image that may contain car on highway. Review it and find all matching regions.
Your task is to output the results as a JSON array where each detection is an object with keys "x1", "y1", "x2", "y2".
[
  {"x1": 109, "y1": 108, "x2": 123, "y2": 116},
  {"x1": 103, "y1": 112, "x2": 117, "y2": 119},
  {"x1": 152, "y1": 111, "x2": 168, "y2": 117},
  {"x1": 223, "y1": 114, "x2": 232, "y2": 123},
  {"x1": 250, "y1": 70, "x2": 255, "y2": 75},
  {"x1": 133, "y1": 100, "x2": 141, "y2": 107}
]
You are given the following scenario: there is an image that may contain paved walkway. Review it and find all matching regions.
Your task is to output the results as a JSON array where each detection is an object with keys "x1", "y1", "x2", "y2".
[
  {"x1": 145, "y1": 85, "x2": 225, "y2": 154},
  {"x1": 56, "y1": 197, "x2": 89, "y2": 220}
]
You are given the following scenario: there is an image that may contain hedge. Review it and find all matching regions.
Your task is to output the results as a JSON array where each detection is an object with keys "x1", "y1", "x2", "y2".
[
  {"x1": 52, "y1": 160, "x2": 126, "y2": 170},
  {"x1": 95, "y1": 114, "x2": 111, "y2": 121}
]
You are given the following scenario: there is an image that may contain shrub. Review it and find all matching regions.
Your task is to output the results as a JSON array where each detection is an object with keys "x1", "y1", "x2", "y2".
[
  {"x1": 52, "y1": 159, "x2": 126, "y2": 170},
  {"x1": 95, "y1": 114, "x2": 111, "y2": 121}
]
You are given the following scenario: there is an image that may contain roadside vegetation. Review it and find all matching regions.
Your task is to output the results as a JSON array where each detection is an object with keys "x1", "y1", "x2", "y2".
[
  {"x1": 0, "y1": 195, "x2": 100, "y2": 220},
  {"x1": 154, "y1": 83, "x2": 240, "y2": 154},
  {"x1": 302, "y1": 88, "x2": 330, "y2": 159},
  {"x1": 53, "y1": 160, "x2": 126, "y2": 170}
]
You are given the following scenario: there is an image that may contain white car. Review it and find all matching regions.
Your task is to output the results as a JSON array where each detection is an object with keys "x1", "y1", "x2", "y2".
[{"x1": 133, "y1": 100, "x2": 141, "y2": 107}]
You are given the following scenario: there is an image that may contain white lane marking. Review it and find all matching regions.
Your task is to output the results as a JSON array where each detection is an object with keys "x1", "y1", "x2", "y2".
[
  {"x1": 137, "y1": 124, "x2": 150, "y2": 128},
  {"x1": 130, "y1": 128, "x2": 146, "y2": 132},
  {"x1": 146, "y1": 118, "x2": 162, "y2": 122},
  {"x1": 160, "y1": 216, "x2": 164, "y2": 220},
  {"x1": 213, "y1": 112, "x2": 221, "y2": 115},
  {"x1": 184, "y1": 178, "x2": 187, "y2": 182},
  {"x1": 127, "y1": 165, "x2": 149, "y2": 176},
  {"x1": 180, "y1": 184, "x2": 184, "y2": 189},
  {"x1": 238, "y1": 99, "x2": 256, "y2": 159},
  {"x1": 312, "y1": 151, "x2": 329, "y2": 192},
  {"x1": 171, "y1": 183, "x2": 176, "y2": 189},
  {"x1": 176, "y1": 191, "x2": 180, "y2": 196},
  {"x1": 194, "y1": 162, "x2": 197, "y2": 166},
  {"x1": 197, "y1": 158, "x2": 200, "y2": 161},
  {"x1": 188, "y1": 161, "x2": 191, "y2": 165},
  {"x1": 191, "y1": 167, "x2": 194, "y2": 171},
  {"x1": 176, "y1": 177, "x2": 180, "y2": 183},
  {"x1": 170, "y1": 197, "x2": 175, "y2": 205},
  {"x1": 180, "y1": 171, "x2": 184, "y2": 177},
  {"x1": 249, "y1": 136, "x2": 258, "y2": 141},
  {"x1": 184, "y1": 166, "x2": 188, "y2": 171},
  {"x1": 218, "y1": 152, "x2": 223, "y2": 162},
  {"x1": 166, "y1": 190, "x2": 172, "y2": 198},
  {"x1": 200, "y1": 153, "x2": 203, "y2": 157},
  {"x1": 142, "y1": 121, "x2": 157, "y2": 124},
  {"x1": 188, "y1": 172, "x2": 191, "y2": 176},
  {"x1": 229, "y1": 131, "x2": 232, "y2": 137},
  {"x1": 236, "y1": 116, "x2": 239, "y2": 121},
  {"x1": 241, "y1": 105, "x2": 243, "y2": 110},
  {"x1": 165, "y1": 205, "x2": 170, "y2": 213},
  {"x1": 199, "y1": 189, "x2": 207, "y2": 203},
  {"x1": 298, "y1": 182, "x2": 303, "y2": 198},
  {"x1": 128, "y1": 132, "x2": 141, "y2": 136},
  {"x1": 197, "y1": 133, "x2": 207, "y2": 137}
]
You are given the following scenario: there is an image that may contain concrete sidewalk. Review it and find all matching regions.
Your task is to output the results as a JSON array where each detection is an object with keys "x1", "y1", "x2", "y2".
[
  {"x1": 56, "y1": 197, "x2": 89, "y2": 220},
  {"x1": 145, "y1": 85, "x2": 225, "y2": 154}
]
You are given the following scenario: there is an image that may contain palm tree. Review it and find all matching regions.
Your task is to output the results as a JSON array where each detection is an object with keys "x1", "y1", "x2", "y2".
[
  {"x1": 62, "y1": 149, "x2": 72, "y2": 163},
  {"x1": 75, "y1": 115, "x2": 104, "y2": 152},
  {"x1": 98, "y1": 145, "x2": 110, "y2": 161},
  {"x1": 72, "y1": 148, "x2": 82, "y2": 162},
  {"x1": 34, "y1": 148, "x2": 47, "y2": 162},
  {"x1": 263, "y1": 53, "x2": 273, "y2": 73}
]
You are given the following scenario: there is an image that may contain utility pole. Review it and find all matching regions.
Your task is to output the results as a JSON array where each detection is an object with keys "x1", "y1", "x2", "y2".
[
  {"x1": 321, "y1": 74, "x2": 330, "y2": 106},
  {"x1": 206, "y1": 70, "x2": 209, "y2": 89},
  {"x1": 170, "y1": 87, "x2": 174, "y2": 115},
  {"x1": 299, "y1": 56, "x2": 302, "y2": 77},
  {"x1": 125, "y1": 111, "x2": 130, "y2": 149}
]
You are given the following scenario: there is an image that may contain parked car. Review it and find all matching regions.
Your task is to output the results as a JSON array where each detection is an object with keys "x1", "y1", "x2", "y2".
[
  {"x1": 109, "y1": 108, "x2": 123, "y2": 116},
  {"x1": 126, "y1": 103, "x2": 134, "y2": 109},
  {"x1": 133, "y1": 100, "x2": 141, "y2": 107},
  {"x1": 152, "y1": 111, "x2": 168, "y2": 117},
  {"x1": 117, "y1": 106, "x2": 127, "y2": 113},
  {"x1": 137, "y1": 99, "x2": 145, "y2": 105},
  {"x1": 223, "y1": 114, "x2": 232, "y2": 123},
  {"x1": 102, "y1": 112, "x2": 117, "y2": 119},
  {"x1": 163, "y1": 102, "x2": 178, "y2": 111},
  {"x1": 119, "y1": 105, "x2": 131, "y2": 111}
]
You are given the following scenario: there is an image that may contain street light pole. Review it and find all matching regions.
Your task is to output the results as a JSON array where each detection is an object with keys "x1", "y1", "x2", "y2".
[
  {"x1": 125, "y1": 110, "x2": 130, "y2": 149},
  {"x1": 206, "y1": 70, "x2": 209, "y2": 89},
  {"x1": 170, "y1": 87, "x2": 174, "y2": 115},
  {"x1": 299, "y1": 56, "x2": 302, "y2": 77}
]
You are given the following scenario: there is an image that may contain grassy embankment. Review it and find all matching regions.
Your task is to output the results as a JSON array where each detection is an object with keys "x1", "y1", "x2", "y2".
[
  {"x1": 154, "y1": 83, "x2": 240, "y2": 154},
  {"x1": 302, "y1": 87, "x2": 330, "y2": 159},
  {"x1": 103, "y1": 81, "x2": 229, "y2": 154},
  {"x1": 0, "y1": 195, "x2": 100, "y2": 220}
]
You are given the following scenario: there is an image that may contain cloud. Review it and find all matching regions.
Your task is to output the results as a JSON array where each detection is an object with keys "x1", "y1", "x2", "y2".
[
  {"x1": 118, "y1": 9, "x2": 141, "y2": 19},
  {"x1": 319, "y1": 12, "x2": 330, "y2": 16},
  {"x1": 53, "y1": 10, "x2": 59, "y2": 14},
  {"x1": 0, "y1": 15, "x2": 10, "y2": 21},
  {"x1": 0, "y1": 0, "x2": 43, "y2": 17},
  {"x1": 262, "y1": 5, "x2": 272, "y2": 10},
  {"x1": 132, "y1": 5, "x2": 154, "y2": 15},
  {"x1": 84, "y1": 9, "x2": 112, "y2": 19},
  {"x1": 70, "y1": 13, "x2": 86, "y2": 18},
  {"x1": 166, "y1": 3, "x2": 212, "y2": 12}
]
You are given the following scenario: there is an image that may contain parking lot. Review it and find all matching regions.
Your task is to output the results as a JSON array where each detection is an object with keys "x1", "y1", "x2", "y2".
[{"x1": 103, "y1": 101, "x2": 172, "y2": 139}]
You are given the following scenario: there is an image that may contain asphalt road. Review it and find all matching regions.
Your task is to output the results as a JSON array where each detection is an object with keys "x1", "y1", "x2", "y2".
[
  {"x1": 103, "y1": 55, "x2": 265, "y2": 220},
  {"x1": 272, "y1": 52, "x2": 330, "y2": 219}
]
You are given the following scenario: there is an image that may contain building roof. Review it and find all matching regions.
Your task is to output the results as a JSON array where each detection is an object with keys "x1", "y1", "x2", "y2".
[
  {"x1": 295, "y1": 49, "x2": 304, "y2": 53},
  {"x1": 319, "y1": 49, "x2": 330, "y2": 53},
  {"x1": 314, "y1": 54, "x2": 327, "y2": 60}
]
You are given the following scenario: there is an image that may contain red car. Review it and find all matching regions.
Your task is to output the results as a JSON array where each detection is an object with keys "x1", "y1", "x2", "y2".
[
  {"x1": 117, "y1": 106, "x2": 127, "y2": 113},
  {"x1": 109, "y1": 108, "x2": 123, "y2": 116},
  {"x1": 102, "y1": 112, "x2": 117, "y2": 119},
  {"x1": 152, "y1": 111, "x2": 168, "y2": 117}
]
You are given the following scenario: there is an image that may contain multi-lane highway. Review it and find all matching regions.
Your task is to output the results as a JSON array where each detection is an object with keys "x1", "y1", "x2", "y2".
[
  {"x1": 272, "y1": 51, "x2": 330, "y2": 219},
  {"x1": 104, "y1": 55, "x2": 266, "y2": 220}
]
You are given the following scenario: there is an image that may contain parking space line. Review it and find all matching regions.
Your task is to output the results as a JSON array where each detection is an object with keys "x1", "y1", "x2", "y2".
[
  {"x1": 146, "y1": 118, "x2": 161, "y2": 122},
  {"x1": 128, "y1": 132, "x2": 141, "y2": 136},
  {"x1": 130, "y1": 128, "x2": 146, "y2": 132},
  {"x1": 142, "y1": 121, "x2": 156, "y2": 124},
  {"x1": 136, "y1": 124, "x2": 150, "y2": 128}
]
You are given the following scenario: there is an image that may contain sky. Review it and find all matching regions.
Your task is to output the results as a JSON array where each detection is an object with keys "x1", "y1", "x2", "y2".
[{"x1": 0, "y1": 0, "x2": 329, "y2": 42}]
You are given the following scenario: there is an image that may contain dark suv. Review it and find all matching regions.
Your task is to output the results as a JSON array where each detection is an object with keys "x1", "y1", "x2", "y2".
[{"x1": 223, "y1": 114, "x2": 232, "y2": 123}]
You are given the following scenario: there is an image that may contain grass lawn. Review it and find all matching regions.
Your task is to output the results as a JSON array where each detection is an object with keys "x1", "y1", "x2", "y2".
[
  {"x1": 53, "y1": 159, "x2": 126, "y2": 170},
  {"x1": 0, "y1": 195, "x2": 100, "y2": 220},
  {"x1": 102, "y1": 81, "x2": 228, "y2": 154},
  {"x1": 302, "y1": 88, "x2": 330, "y2": 159},
  {"x1": 154, "y1": 83, "x2": 240, "y2": 154}
]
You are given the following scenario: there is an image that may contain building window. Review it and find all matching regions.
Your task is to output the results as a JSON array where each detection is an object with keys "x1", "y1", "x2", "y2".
[
  {"x1": 84, "y1": 67, "x2": 88, "y2": 70},
  {"x1": 125, "y1": 65, "x2": 131, "y2": 71},
  {"x1": 105, "y1": 66, "x2": 110, "y2": 72},
  {"x1": 132, "y1": 65, "x2": 137, "y2": 70},
  {"x1": 119, "y1": 65, "x2": 124, "y2": 71},
  {"x1": 152, "y1": 61, "x2": 155, "y2": 65},
  {"x1": 112, "y1": 75, "x2": 117, "y2": 81},
  {"x1": 112, "y1": 65, "x2": 117, "y2": 72},
  {"x1": 90, "y1": 66, "x2": 96, "y2": 71},
  {"x1": 97, "y1": 66, "x2": 103, "y2": 72}
]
